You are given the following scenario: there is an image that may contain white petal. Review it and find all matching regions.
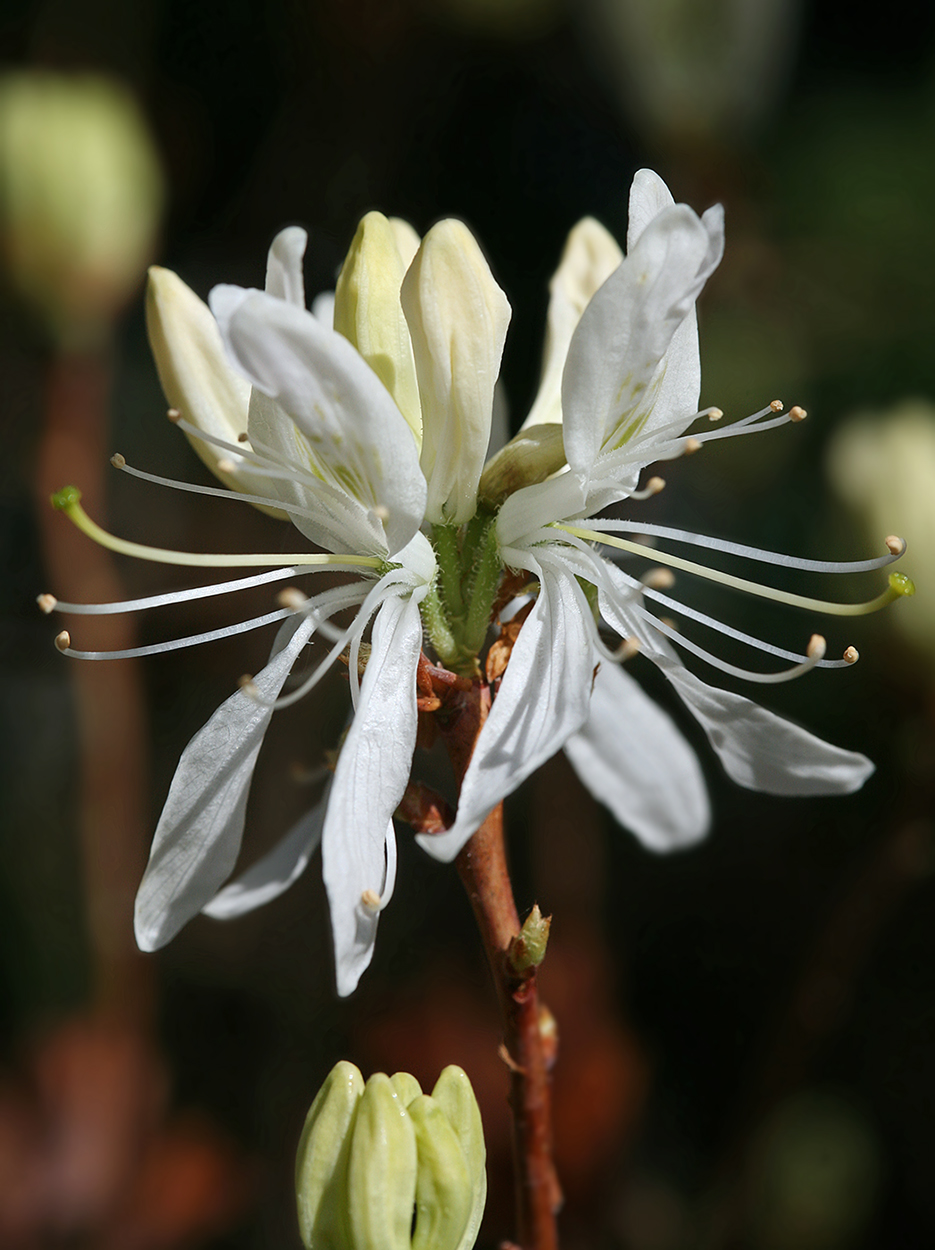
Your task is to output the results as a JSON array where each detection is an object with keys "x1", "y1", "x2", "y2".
[
  {"x1": 210, "y1": 285, "x2": 426, "y2": 556},
  {"x1": 322, "y1": 592, "x2": 424, "y2": 996},
  {"x1": 653, "y1": 652, "x2": 875, "y2": 797},
  {"x1": 201, "y1": 796, "x2": 325, "y2": 919},
  {"x1": 521, "y1": 217, "x2": 623, "y2": 432},
  {"x1": 401, "y1": 219, "x2": 511, "y2": 524},
  {"x1": 134, "y1": 615, "x2": 315, "y2": 952},
  {"x1": 311, "y1": 290, "x2": 335, "y2": 327},
  {"x1": 419, "y1": 548, "x2": 596, "y2": 863},
  {"x1": 564, "y1": 660, "x2": 710, "y2": 851},
  {"x1": 562, "y1": 201, "x2": 723, "y2": 480},
  {"x1": 594, "y1": 559, "x2": 874, "y2": 797},
  {"x1": 265, "y1": 226, "x2": 307, "y2": 306},
  {"x1": 626, "y1": 168, "x2": 675, "y2": 249}
]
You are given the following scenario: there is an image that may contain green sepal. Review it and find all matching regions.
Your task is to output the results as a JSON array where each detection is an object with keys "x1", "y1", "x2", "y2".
[{"x1": 295, "y1": 1060, "x2": 364, "y2": 1250}]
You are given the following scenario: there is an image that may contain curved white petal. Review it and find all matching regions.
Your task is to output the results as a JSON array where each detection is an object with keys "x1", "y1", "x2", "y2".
[
  {"x1": 134, "y1": 615, "x2": 316, "y2": 952},
  {"x1": 210, "y1": 285, "x2": 426, "y2": 556},
  {"x1": 419, "y1": 548, "x2": 596, "y2": 863},
  {"x1": 521, "y1": 217, "x2": 623, "y2": 432},
  {"x1": 652, "y1": 650, "x2": 875, "y2": 796},
  {"x1": 265, "y1": 226, "x2": 307, "y2": 306},
  {"x1": 201, "y1": 795, "x2": 325, "y2": 919},
  {"x1": 564, "y1": 660, "x2": 710, "y2": 851},
  {"x1": 562, "y1": 201, "x2": 723, "y2": 481},
  {"x1": 593, "y1": 558, "x2": 873, "y2": 797},
  {"x1": 322, "y1": 592, "x2": 424, "y2": 996},
  {"x1": 626, "y1": 168, "x2": 676, "y2": 249}
]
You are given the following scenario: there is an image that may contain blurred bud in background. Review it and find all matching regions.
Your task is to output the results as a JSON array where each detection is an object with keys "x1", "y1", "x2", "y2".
[
  {"x1": 828, "y1": 401, "x2": 935, "y2": 668},
  {"x1": 296, "y1": 1061, "x2": 486, "y2": 1250},
  {"x1": 744, "y1": 1090, "x2": 882, "y2": 1250},
  {"x1": 579, "y1": 0, "x2": 802, "y2": 145},
  {"x1": 0, "y1": 71, "x2": 163, "y2": 348}
]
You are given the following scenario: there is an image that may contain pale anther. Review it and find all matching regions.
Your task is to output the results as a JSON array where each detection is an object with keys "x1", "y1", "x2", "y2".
[
  {"x1": 360, "y1": 889, "x2": 382, "y2": 913},
  {"x1": 770, "y1": 400, "x2": 784, "y2": 412},
  {"x1": 167, "y1": 407, "x2": 180, "y2": 423},
  {"x1": 646, "y1": 476, "x2": 665, "y2": 494},
  {"x1": 642, "y1": 568, "x2": 676, "y2": 590},
  {"x1": 885, "y1": 535, "x2": 906, "y2": 556},
  {"x1": 372, "y1": 504, "x2": 390, "y2": 521},
  {"x1": 708, "y1": 408, "x2": 724, "y2": 421},
  {"x1": 55, "y1": 630, "x2": 71, "y2": 652},
  {"x1": 683, "y1": 438, "x2": 702, "y2": 455},
  {"x1": 806, "y1": 634, "x2": 827, "y2": 660},
  {"x1": 217, "y1": 458, "x2": 237, "y2": 473},
  {"x1": 37, "y1": 593, "x2": 57, "y2": 613},
  {"x1": 844, "y1": 646, "x2": 859, "y2": 664},
  {"x1": 613, "y1": 637, "x2": 640, "y2": 662},
  {"x1": 789, "y1": 405, "x2": 807, "y2": 422},
  {"x1": 277, "y1": 587, "x2": 309, "y2": 610},
  {"x1": 237, "y1": 673, "x2": 258, "y2": 696},
  {"x1": 111, "y1": 452, "x2": 126, "y2": 468}
]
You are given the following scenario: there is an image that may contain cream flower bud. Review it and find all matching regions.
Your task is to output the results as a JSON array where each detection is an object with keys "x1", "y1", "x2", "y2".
[
  {"x1": 295, "y1": 1062, "x2": 486, "y2": 1250},
  {"x1": 0, "y1": 71, "x2": 163, "y2": 346},
  {"x1": 334, "y1": 211, "x2": 422, "y2": 443},
  {"x1": 146, "y1": 266, "x2": 285, "y2": 517},
  {"x1": 401, "y1": 219, "x2": 511, "y2": 524}
]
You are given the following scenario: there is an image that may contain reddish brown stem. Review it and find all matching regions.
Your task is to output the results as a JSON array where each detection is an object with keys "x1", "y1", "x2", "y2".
[{"x1": 437, "y1": 677, "x2": 560, "y2": 1250}]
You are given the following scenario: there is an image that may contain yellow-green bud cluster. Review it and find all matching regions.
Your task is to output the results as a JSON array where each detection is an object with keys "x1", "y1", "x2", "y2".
[{"x1": 296, "y1": 1062, "x2": 486, "y2": 1250}]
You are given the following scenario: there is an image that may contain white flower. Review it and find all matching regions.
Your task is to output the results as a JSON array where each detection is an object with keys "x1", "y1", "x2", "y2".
[
  {"x1": 46, "y1": 226, "x2": 437, "y2": 995},
  {"x1": 419, "y1": 169, "x2": 909, "y2": 864}
]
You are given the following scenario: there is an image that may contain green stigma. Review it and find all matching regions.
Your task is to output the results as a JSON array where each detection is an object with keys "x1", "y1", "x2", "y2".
[
  {"x1": 889, "y1": 571, "x2": 916, "y2": 598},
  {"x1": 51, "y1": 484, "x2": 82, "y2": 511}
]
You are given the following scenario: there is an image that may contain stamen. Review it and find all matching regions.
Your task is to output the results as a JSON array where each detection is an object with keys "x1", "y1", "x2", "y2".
[
  {"x1": 50, "y1": 487, "x2": 382, "y2": 571},
  {"x1": 629, "y1": 476, "x2": 665, "y2": 500},
  {"x1": 557, "y1": 523, "x2": 914, "y2": 617},
  {"x1": 360, "y1": 890, "x2": 381, "y2": 913},
  {"x1": 277, "y1": 588, "x2": 309, "y2": 610},
  {"x1": 611, "y1": 637, "x2": 640, "y2": 662},
  {"x1": 844, "y1": 646, "x2": 859, "y2": 664},
  {"x1": 42, "y1": 565, "x2": 315, "y2": 616},
  {"x1": 642, "y1": 568, "x2": 675, "y2": 590},
  {"x1": 579, "y1": 519, "x2": 908, "y2": 575},
  {"x1": 167, "y1": 407, "x2": 180, "y2": 422},
  {"x1": 237, "y1": 432, "x2": 249, "y2": 444},
  {"x1": 55, "y1": 607, "x2": 294, "y2": 660},
  {"x1": 770, "y1": 400, "x2": 784, "y2": 412},
  {"x1": 789, "y1": 405, "x2": 807, "y2": 422},
  {"x1": 238, "y1": 674, "x2": 258, "y2": 695},
  {"x1": 55, "y1": 630, "x2": 70, "y2": 652},
  {"x1": 683, "y1": 438, "x2": 702, "y2": 455},
  {"x1": 708, "y1": 408, "x2": 724, "y2": 421},
  {"x1": 637, "y1": 606, "x2": 831, "y2": 684}
]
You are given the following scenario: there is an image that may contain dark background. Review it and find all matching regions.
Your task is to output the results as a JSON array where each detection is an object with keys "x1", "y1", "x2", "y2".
[{"x1": 2, "y1": 1, "x2": 935, "y2": 1248}]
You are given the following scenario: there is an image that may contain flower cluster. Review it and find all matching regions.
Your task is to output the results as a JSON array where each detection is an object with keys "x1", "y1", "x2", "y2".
[{"x1": 44, "y1": 171, "x2": 912, "y2": 994}]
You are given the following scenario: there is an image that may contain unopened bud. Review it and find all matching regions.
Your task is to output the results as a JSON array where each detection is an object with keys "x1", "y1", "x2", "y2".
[
  {"x1": 296, "y1": 1063, "x2": 486, "y2": 1250},
  {"x1": 507, "y1": 903, "x2": 552, "y2": 974}
]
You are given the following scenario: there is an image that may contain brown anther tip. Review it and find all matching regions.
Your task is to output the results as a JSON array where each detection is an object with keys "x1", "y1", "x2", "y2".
[
  {"x1": 789, "y1": 405, "x2": 807, "y2": 422},
  {"x1": 614, "y1": 637, "x2": 641, "y2": 662},
  {"x1": 277, "y1": 587, "x2": 308, "y2": 610},
  {"x1": 885, "y1": 535, "x2": 905, "y2": 556},
  {"x1": 54, "y1": 630, "x2": 71, "y2": 652},
  {"x1": 844, "y1": 645, "x2": 859, "y2": 664},
  {"x1": 770, "y1": 399, "x2": 784, "y2": 412},
  {"x1": 167, "y1": 407, "x2": 181, "y2": 423},
  {"x1": 646, "y1": 475, "x2": 665, "y2": 493},
  {"x1": 708, "y1": 407, "x2": 724, "y2": 421},
  {"x1": 360, "y1": 889, "x2": 381, "y2": 913},
  {"x1": 806, "y1": 633, "x2": 827, "y2": 660},
  {"x1": 683, "y1": 437, "x2": 702, "y2": 455},
  {"x1": 37, "y1": 593, "x2": 57, "y2": 614},
  {"x1": 237, "y1": 431, "x2": 249, "y2": 443},
  {"x1": 110, "y1": 452, "x2": 126, "y2": 468},
  {"x1": 642, "y1": 568, "x2": 676, "y2": 590}
]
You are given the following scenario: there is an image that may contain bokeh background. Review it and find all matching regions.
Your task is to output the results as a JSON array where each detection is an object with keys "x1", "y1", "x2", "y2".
[{"x1": 2, "y1": 1, "x2": 935, "y2": 1247}]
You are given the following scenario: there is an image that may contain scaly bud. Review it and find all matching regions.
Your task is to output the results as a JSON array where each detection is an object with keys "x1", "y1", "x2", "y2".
[
  {"x1": 507, "y1": 903, "x2": 552, "y2": 974},
  {"x1": 296, "y1": 1063, "x2": 487, "y2": 1250}
]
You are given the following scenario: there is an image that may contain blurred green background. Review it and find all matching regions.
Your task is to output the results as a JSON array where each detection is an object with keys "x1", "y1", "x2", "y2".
[{"x1": 1, "y1": 1, "x2": 935, "y2": 1248}]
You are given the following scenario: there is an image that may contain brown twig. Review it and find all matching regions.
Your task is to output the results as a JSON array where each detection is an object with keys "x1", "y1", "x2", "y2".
[{"x1": 426, "y1": 670, "x2": 560, "y2": 1250}]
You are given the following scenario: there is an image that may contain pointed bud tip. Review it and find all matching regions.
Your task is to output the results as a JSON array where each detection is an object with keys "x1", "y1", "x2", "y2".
[{"x1": 508, "y1": 903, "x2": 552, "y2": 973}]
